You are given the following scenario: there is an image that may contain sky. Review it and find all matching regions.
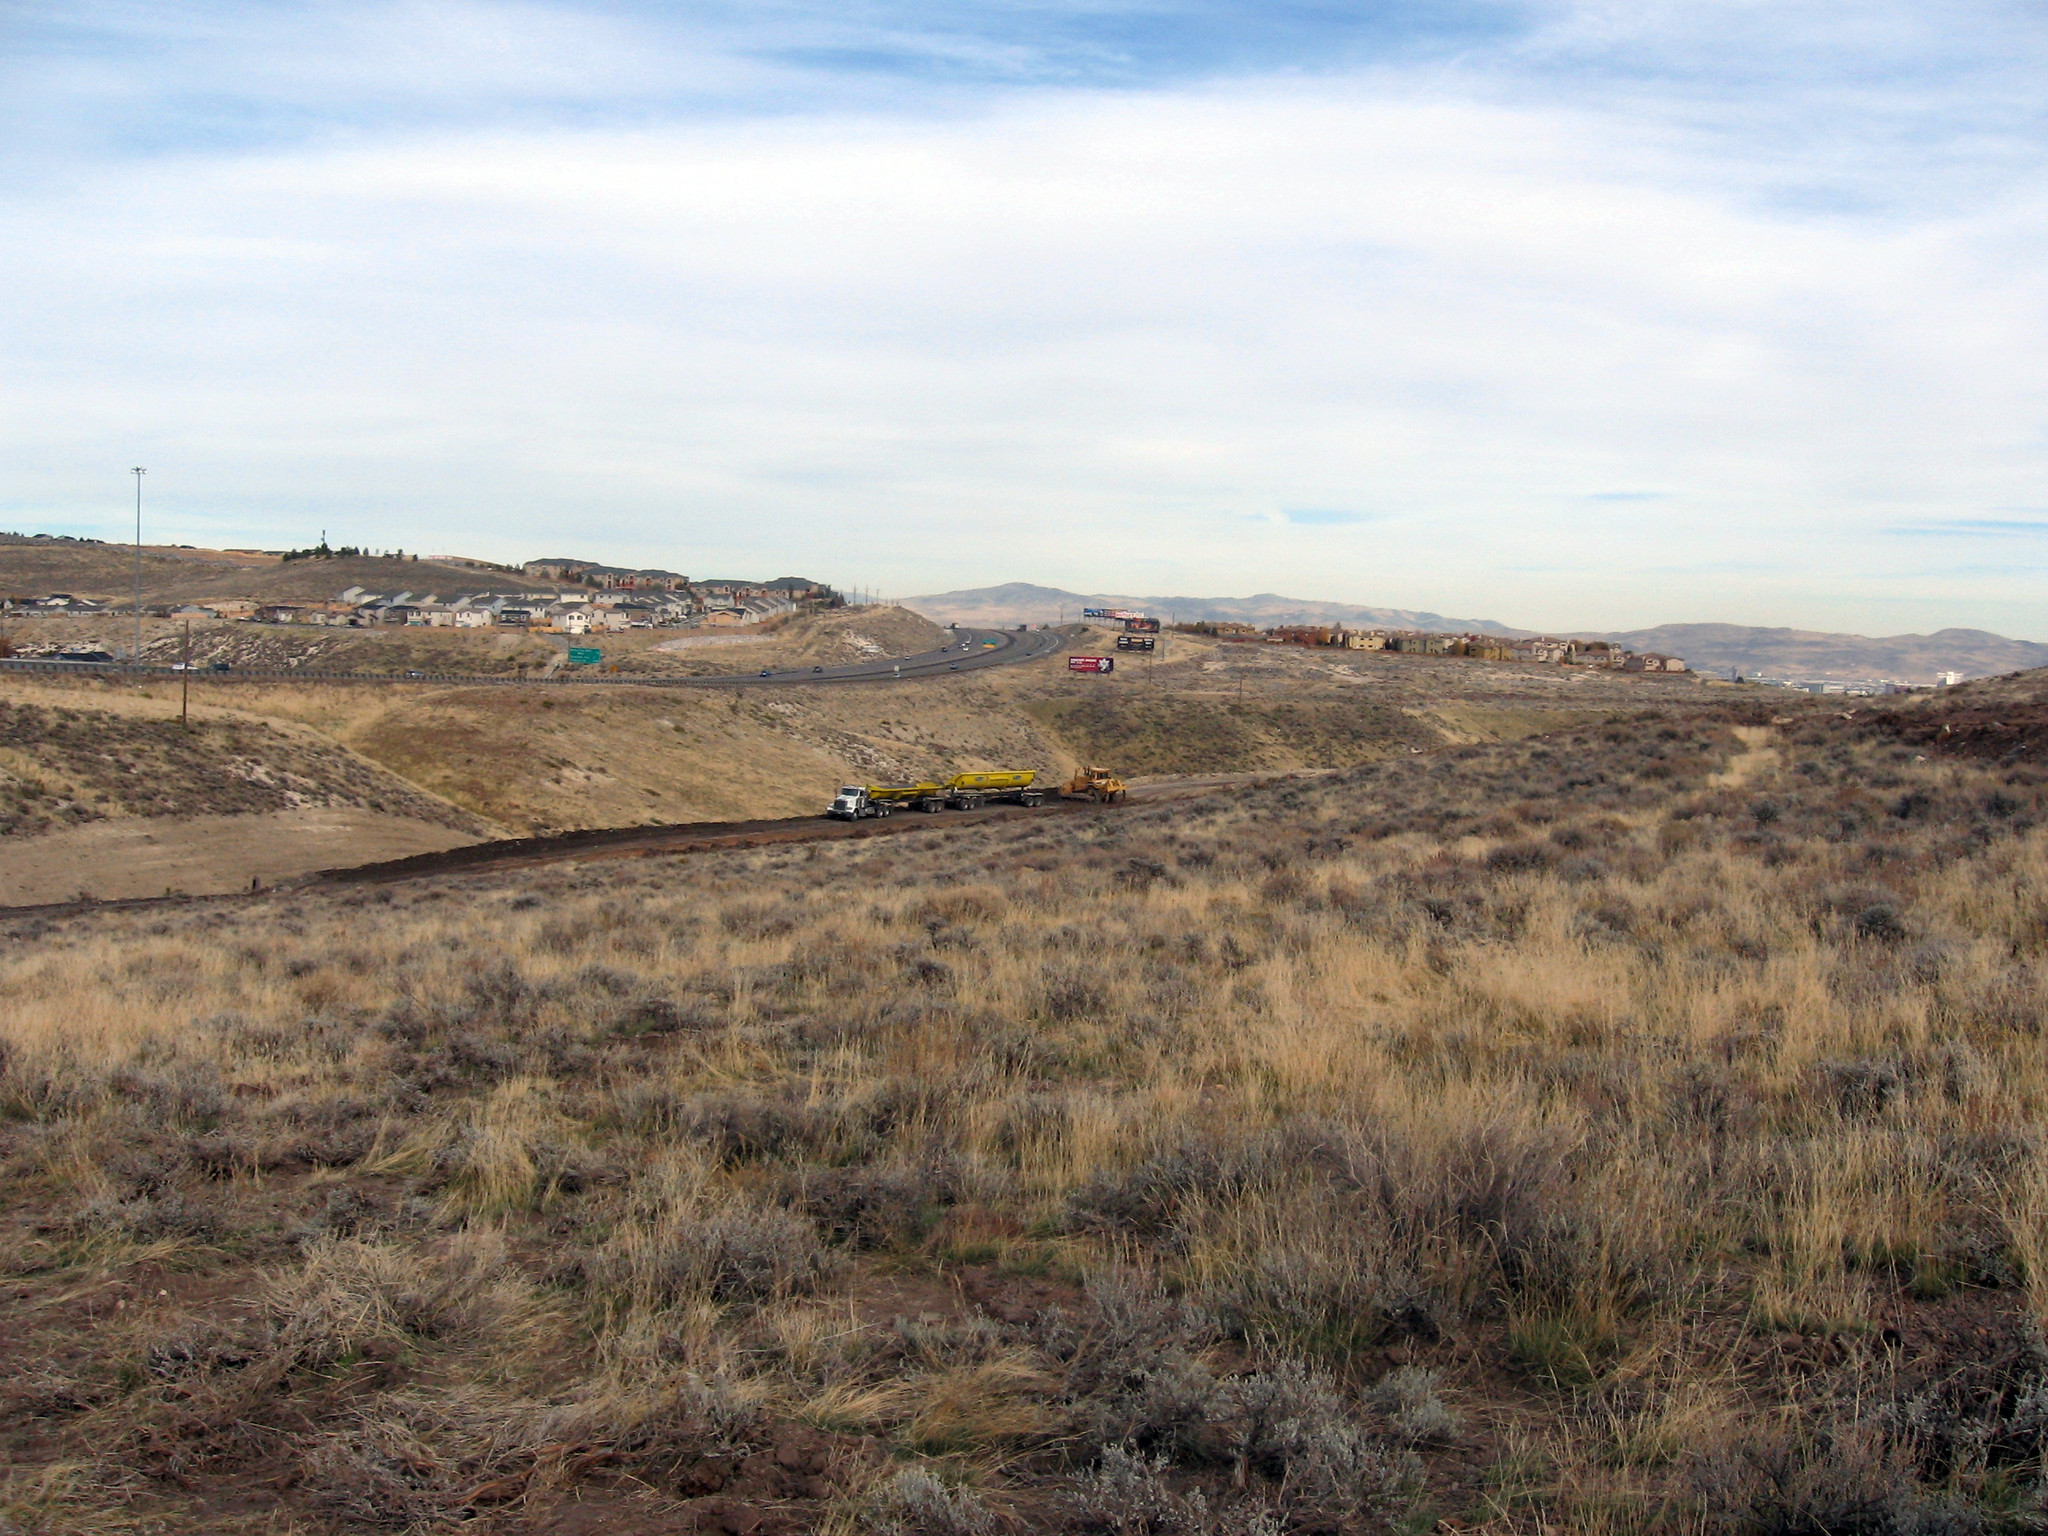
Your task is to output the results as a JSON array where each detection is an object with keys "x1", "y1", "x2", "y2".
[{"x1": 3, "y1": 1, "x2": 2046, "y2": 636}]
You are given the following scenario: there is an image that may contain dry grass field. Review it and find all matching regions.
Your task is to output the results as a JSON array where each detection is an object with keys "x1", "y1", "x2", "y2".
[{"x1": 7, "y1": 676, "x2": 2048, "y2": 1533}]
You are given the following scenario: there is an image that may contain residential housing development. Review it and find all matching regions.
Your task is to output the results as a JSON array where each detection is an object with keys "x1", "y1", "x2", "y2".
[
  {"x1": 1182, "y1": 621, "x2": 1692, "y2": 672},
  {"x1": 4, "y1": 558, "x2": 838, "y2": 637}
]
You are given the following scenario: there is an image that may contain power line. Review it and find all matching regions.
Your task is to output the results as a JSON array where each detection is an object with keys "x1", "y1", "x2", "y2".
[{"x1": 131, "y1": 467, "x2": 146, "y2": 663}]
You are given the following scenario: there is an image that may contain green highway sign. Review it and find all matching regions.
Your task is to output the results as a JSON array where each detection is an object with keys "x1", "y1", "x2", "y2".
[{"x1": 567, "y1": 647, "x2": 603, "y2": 665}]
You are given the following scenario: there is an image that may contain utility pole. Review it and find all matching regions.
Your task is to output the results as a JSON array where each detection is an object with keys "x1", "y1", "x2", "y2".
[
  {"x1": 131, "y1": 467, "x2": 146, "y2": 665},
  {"x1": 180, "y1": 621, "x2": 191, "y2": 729}
]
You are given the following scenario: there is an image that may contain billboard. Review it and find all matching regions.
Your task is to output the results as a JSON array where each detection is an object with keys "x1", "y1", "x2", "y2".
[
  {"x1": 1083, "y1": 607, "x2": 1146, "y2": 621},
  {"x1": 1123, "y1": 617, "x2": 1161, "y2": 634},
  {"x1": 1115, "y1": 635, "x2": 1155, "y2": 652},
  {"x1": 1068, "y1": 655, "x2": 1115, "y2": 673}
]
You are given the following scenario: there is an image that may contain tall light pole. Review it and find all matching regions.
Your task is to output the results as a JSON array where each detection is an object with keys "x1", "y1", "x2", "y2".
[{"x1": 131, "y1": 467, "x2": 146, "y2": 664}]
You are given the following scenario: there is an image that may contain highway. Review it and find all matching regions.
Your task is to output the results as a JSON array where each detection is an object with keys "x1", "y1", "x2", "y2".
[
  {"x1": 0, "y1": 624, "x2": 1077, "y2": 691},
  {"x1": 695, "y1": 623, "x2": 1070, "y2": 687}
]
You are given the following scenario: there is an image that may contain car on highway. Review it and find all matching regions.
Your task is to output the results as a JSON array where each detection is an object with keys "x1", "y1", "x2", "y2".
[
  {"x1": 759, "y1": 668, "x2": 772, "y2": 677},
  {"x1": 812, "y1": 665, "x2": 822, "y2": 673}
]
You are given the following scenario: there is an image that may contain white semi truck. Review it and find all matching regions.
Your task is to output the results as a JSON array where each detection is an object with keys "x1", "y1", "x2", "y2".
[{"x1": 827, "y1": 770, "x2": 1045, "y2": 819}]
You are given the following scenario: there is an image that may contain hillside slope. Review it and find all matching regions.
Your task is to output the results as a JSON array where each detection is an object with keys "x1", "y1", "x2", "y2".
[
  {"x1": 251, "y1": 670, "x2": 1063, "y2": 834},
  {"x1": 0, "y1": 693, "x2": 487, "y2": 840},
  {"x1": 0, "y1": 542, "x2": 503, "y2": 606}
]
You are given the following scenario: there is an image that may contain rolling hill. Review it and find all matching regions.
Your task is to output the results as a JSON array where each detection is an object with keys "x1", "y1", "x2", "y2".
[{"x1": 1579, "y1": 623, "x2": 2048, "y2": 682}]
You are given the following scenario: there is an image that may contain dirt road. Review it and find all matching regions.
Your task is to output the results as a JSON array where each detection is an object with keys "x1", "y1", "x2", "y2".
[{"x1": 313, "y1": 774, "x2": 1260, "y2": 886}]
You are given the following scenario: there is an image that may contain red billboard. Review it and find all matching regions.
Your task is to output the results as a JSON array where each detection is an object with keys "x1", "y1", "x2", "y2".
[
  {"x1": 1068, "y1": 655, "x2": 1115, "y2": 673},
  {"x1": 1123, "y1": 617, "x2": 1160, "y2": 633}
]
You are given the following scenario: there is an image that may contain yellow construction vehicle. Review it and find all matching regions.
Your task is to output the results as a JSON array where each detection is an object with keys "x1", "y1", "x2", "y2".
[
  {"x1": 827, "y1": 770, "x2": 1043, "y2": 819},
  {"x1": 1062, "y1": 765, "x2": 1127, "y2": 804}
]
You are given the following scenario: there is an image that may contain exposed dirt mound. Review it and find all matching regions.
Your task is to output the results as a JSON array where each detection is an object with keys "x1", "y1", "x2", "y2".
[
  {"x1": 783, "y1": 605, "x2": 945, "y2": 664},
  {"x1": 1826, "y1": 698, "x2": 2048, "y2": 762},
  {"x1": 607, "y1": 606, "x2": 946, "y2": 678}
]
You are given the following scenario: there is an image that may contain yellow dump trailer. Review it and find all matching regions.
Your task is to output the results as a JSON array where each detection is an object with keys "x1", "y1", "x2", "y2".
[{"x1": 948, "y1": 771, "x2": 1035, "y2": 794}]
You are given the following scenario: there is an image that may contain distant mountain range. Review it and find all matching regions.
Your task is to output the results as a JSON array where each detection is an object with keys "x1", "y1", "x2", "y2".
[
  {"x1": 900, "y1": 582, "x2": 1523, "y2": 636},
  {"x1": 901, "y1": 583, "x2": 2048, "y2": 682}
]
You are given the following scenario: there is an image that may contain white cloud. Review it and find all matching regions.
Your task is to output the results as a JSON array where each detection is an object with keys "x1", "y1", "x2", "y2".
[{"x1": 4, "y1": 16, "x2": 2047, "y2": 633}]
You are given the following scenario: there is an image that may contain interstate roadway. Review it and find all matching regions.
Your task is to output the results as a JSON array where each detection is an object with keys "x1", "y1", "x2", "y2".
[{"x1": 0, "y1": 624, "x2": 1078, "y2": 690}]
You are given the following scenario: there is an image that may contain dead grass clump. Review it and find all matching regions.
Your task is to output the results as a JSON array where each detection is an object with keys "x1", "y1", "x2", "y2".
[
  {"x1": 1062, "y1": 1131, "x2": 1284, "y2": 1240},
  {"x1": 261, "y1": 1231, "x2": 540, "y2": 1358},
  {"x1": 786, "y1": 1160, "x2": 957, "y2": 1250},
  {"x1": 68, "y1": 1188, "x2": 223, "y2": 1242},
  {"x1": 676, "y1": 1093, "x2": 816, "y2": 1165},
  {"x1": 589, "y1": 1205, "x2": 842, "y2": 1308}
]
